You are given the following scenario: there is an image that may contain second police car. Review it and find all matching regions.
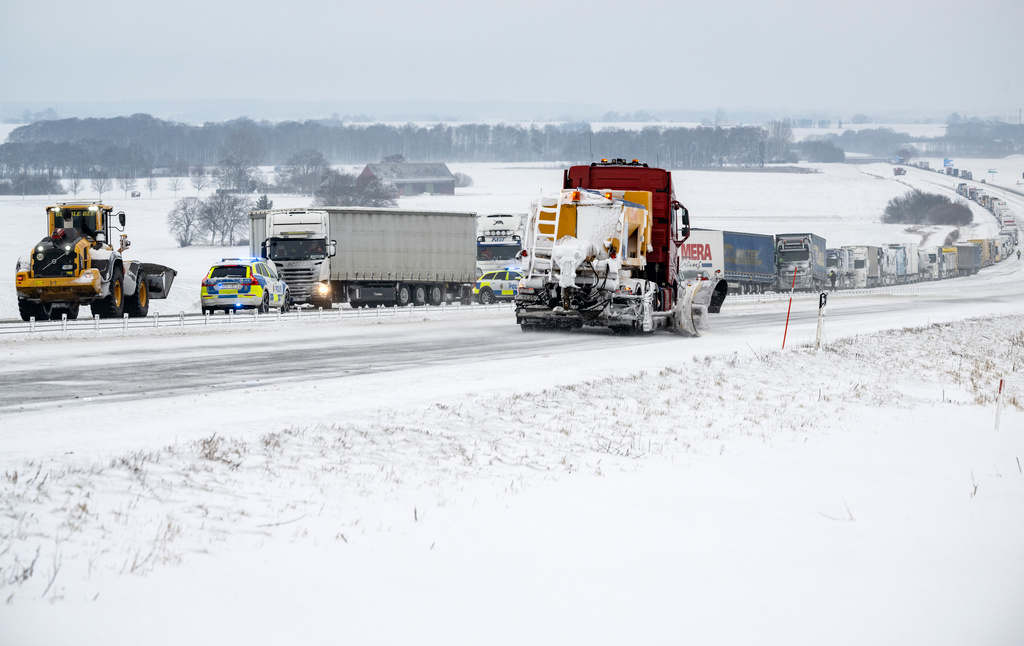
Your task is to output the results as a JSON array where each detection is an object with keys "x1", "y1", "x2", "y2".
[
  {"x1": 200, "y1": 258, "x2": 292, "y2": 314},
  {"x1": 474, "y1": 269, "x2": 523, "y2": 304}
]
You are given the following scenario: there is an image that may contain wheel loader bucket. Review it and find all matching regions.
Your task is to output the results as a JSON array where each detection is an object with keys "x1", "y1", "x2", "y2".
[{"x1": 140, "y1": 262, "x2": 178, "y2": 299}]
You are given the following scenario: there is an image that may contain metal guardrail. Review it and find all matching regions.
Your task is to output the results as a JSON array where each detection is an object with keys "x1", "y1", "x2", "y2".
[
  {"x1": 0, "y1": 301, "x2": 516, "y2": 336},
  {"x1": 726, "y1": 283, "x2": 956, "y2": 302}
]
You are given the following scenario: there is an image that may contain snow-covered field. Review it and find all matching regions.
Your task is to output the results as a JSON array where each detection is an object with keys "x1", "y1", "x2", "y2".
[{"x1": 1, "y1": 160, "x2": 1023, "y2": 645}]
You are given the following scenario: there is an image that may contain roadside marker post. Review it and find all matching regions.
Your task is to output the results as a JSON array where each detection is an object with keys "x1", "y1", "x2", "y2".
[{"x1": 816, "y1": 292, "x2": 828, "y2": 350}]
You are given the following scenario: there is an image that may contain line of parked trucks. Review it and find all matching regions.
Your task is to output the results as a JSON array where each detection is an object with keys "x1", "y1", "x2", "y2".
[
  {"x1": 671, "y1": 228, "x2": 1019, "y2": 294},
  {"x1": 17, "y1": 161, "x2": 1018, "y2": 331}
]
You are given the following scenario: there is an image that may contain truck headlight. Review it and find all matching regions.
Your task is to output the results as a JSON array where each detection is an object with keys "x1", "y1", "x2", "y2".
[{"x1": 317, "y1": 283, "x2": 330, "y2": 295}]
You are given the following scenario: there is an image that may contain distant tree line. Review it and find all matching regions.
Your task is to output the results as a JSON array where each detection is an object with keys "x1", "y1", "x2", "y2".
[
  {"x1": 824, "y1": 123, "x2": 1024, "y2": 158},
  {"x1": 0, "y1": 114, "x2": 807, "y2": 187}
]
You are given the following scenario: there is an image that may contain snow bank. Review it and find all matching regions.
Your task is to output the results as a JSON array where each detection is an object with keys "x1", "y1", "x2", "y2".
[{"x1": 2, "y1": 315, "x2": 1022, "y2": 645}]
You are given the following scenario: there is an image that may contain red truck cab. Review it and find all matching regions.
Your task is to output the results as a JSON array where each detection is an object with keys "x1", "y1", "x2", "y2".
[{"x1": 563, "y1": 158, "x2": 691, "y2": 297}]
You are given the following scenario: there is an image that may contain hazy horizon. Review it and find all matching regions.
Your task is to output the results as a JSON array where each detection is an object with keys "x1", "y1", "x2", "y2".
[{"x1": 3, "y1": 0, "x2": 1022, "y2": 124}]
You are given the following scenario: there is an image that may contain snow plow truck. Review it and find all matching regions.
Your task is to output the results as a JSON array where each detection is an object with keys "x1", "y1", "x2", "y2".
[
  {"x1": 15, "y1": 202, "x2": 177, "y2": 321},
  {"x1": 514, "y1": 159, "x2": 727, "y2": 335}
]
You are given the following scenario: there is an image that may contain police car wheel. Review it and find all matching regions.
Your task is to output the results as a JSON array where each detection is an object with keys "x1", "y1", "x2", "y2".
[
  {"x1": 258, "y1": 293, "x2": 270, "y2": 314},
  {"x1": 479, "y1": 288, "x2": 495, "y2": 305}
]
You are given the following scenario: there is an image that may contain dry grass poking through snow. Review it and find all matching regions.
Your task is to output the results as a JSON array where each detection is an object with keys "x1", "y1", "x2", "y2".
[{"x1": 1, "y1": 314, "x2": 1021, "y2": 602}]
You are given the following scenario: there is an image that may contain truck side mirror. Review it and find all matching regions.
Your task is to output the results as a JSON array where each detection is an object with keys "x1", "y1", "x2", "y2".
[
  {"x1": 671, "y1": 201, "x2": 690, "y2": 242},
  {"x1": 329, "y1": 240, "x2": 337, "y2": 257}
]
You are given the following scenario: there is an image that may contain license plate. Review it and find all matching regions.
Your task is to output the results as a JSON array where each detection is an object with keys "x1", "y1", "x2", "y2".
[{"x1": 219, "y1": 289, "x2": 237, "y2": 295}]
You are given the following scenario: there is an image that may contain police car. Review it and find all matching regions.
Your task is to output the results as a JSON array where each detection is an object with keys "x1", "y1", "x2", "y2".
[
  {"x1": 474, "y1": 269, "x2": 523, "y2": 304},
  {"x1": 200, "y1": 258, "x2": 291, "y2": 314}
]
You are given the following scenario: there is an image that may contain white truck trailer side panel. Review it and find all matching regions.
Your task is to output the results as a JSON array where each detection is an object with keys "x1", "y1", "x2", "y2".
[{"x1": 325, "y1": 208, "x2": 477, "y2": 281}]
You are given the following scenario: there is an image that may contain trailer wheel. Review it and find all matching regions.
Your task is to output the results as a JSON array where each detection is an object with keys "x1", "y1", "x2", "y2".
[
  {"x1": 428, "y1": 285, "x2": 443, "y2": 305},
  {"x1": 413, "y1": 285, "x2": 426, "y2": 306},
  {"x1": 398, "y1": 284, "x2": 412, "y2": 306}
]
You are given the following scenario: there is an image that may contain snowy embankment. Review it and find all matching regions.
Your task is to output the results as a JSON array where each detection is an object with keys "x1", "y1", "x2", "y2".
[
  {"x1": 2, "y1": 314, "x2": 1022, "y2": 645},
  {"x1": 2, "y1": 158, "x2": 1023, "y2": 644}
]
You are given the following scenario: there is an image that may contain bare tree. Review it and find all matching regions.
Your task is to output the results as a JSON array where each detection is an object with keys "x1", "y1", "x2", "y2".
[
  {"x1": 313, "y1": 169, "x2": 397, "y2": 208},
  {"x1": 283, "y1": 149, "x2": 330, "y2": 195},
  {"x1": 145, "y1": 176, "x2": 159, "y2": 198},
  {"x1": 91, "y1": 175, "x2": 111, "y2": 200},
  {"x1": 219, "y1": 129, "x2": 264, "y2": 193},
  {"x1": 166, "y1": 197, "x2": 202, "y2": 247},
  {"x1": 66, "y1": 177, "x2": 83, "y2": 197},
  {"x1": 168, "y1": 177, "x2": 184, "y2": 197},
  {"x1": 200, "y1": 193, "x2": 252, "y2": 245},
  {"x1": 190, "y1": 166, "x2": 209, "y2": 196},
  {"x1": 116, "y1": 173, "x2": 138, "y2": 199},
  {"x1": 765, "y1": 120, "x2": 795, "y2": 162}
]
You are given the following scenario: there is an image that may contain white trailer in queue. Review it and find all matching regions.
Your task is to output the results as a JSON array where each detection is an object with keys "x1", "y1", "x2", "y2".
[
  {"x1": 842, "y1": 245, "x2": 881, "y2": 288},
  {"x1": 919, "y1": 246, "x2": 956, "y2": 280},
  {"x1": 250, "y1": 207, "x2": 477, "y2": 308}
]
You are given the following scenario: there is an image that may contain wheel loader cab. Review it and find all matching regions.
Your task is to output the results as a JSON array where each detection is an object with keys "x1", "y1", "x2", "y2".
[{"x1": 48, "y1": 203, "x2": 111, "y2": 247}]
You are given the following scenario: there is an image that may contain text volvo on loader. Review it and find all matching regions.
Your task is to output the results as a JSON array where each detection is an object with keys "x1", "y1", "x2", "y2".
[
  {"x1": 515, "y1": 159, "x2": 727, "y2": 335},
  {"x1": 15, "y1": 202, "x2": 177, "y2": 321}
]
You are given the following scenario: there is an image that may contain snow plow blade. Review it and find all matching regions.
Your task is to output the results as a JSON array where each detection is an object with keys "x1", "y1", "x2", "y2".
[{"x1": 674, "y1": 280, "x2": 701, "y2": 337}]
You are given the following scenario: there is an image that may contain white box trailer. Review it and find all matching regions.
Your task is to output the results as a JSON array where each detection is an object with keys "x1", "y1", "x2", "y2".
[
  {"x1": 250, "y1": 207, "x2": 477, "y2": 307},
  {"x1": 843, "y1": 245, "x2": 881, "y2": 288}
]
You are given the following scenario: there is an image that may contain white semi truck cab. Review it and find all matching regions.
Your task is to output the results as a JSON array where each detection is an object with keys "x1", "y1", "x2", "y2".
[
  {"x1": 254, "y1": 210, "x2": 336, "y2": 307},
  {"x1": 476, "y1": 213, "x2": 525, "y2": 277}
]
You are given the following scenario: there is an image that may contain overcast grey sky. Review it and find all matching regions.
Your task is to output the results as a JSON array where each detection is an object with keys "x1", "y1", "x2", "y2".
[{"x1": 3, "y1": 0, "x2": 1022, "y2": 119}]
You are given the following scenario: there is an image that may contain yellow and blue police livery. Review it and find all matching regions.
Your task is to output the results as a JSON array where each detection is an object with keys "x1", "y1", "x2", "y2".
[
  {"x1": 200, "y1": 258, "x2": 291, "y2": 314},
  {"x1": 474, "y1": 269, "x2": 523, "y2": 304}
]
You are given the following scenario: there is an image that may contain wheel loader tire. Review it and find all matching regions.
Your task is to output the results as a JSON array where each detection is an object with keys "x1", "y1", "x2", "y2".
[
  {"x1": 65, "y1": 304, "x2": 80, "y2": 320},
  {"x1": 18, "y1": 299, "x2": 45, "y2": 322},
  {"x1": 93, "y1": 267, "x2": 125, "y2": 319},
  {"x1": 125, "y1": 271, "x2": 150, "y2": 318}
]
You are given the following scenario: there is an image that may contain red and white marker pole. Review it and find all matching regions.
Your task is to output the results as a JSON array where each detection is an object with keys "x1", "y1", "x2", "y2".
[{"x1": 782, "y1": 267, "x2": 797, "y2": 349}]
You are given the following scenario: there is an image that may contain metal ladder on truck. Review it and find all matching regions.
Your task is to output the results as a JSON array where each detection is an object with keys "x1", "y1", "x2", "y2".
[{"x1": 524, "y1": 191, "x2": 565, "y2": 278}]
